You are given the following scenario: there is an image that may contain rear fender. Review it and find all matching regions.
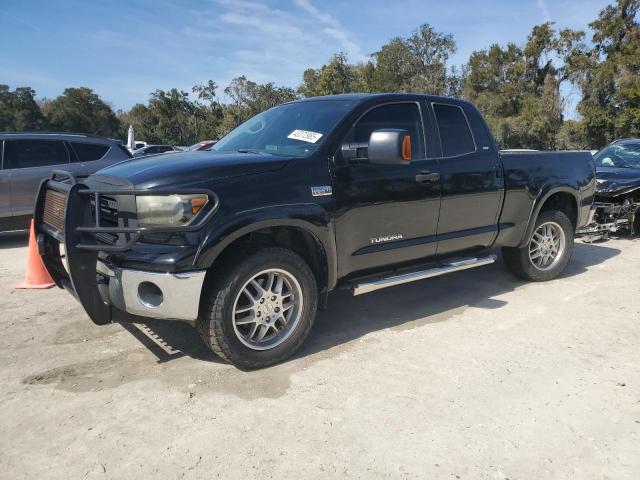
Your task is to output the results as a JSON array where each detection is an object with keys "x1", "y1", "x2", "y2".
[{"x1": 518, "y1": 185, "x2": 580, "y2": 247}]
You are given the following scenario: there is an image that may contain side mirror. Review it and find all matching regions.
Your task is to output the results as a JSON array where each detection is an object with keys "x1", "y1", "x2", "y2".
[{"x1": 368, "y1": 129, "x2": 412, "y2": 165}]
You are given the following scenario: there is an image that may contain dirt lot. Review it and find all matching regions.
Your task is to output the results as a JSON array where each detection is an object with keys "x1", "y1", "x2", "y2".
[{"x1": 0, "y1": 232, "x2": 638, "y2": 479}]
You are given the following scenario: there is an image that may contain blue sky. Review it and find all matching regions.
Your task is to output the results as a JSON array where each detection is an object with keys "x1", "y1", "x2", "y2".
[{"x1": 0, "y1": 0, "x2": 612, "y2": 112}]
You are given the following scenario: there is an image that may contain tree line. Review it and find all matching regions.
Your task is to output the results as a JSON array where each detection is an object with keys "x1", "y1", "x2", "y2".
[{"x1": 1, "y1": 0, "x2": 638, "y2": 150}]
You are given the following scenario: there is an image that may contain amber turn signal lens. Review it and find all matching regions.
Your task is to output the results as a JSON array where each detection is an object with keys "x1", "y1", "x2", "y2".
[
  {"x1": 402, "y1": 135, "x2": 412, "y2": 161},
  {"x1": 190, "y1": 196, "x2": 208, "y2": 215}
]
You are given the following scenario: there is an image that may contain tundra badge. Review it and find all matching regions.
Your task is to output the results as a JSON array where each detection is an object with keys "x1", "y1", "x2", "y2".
[
  {"x1": 311, "y1": 186, "x2": 332, "y2": 197},
  {"x1": 370, "y1": 234, "x2": 404, "y2": 244}
]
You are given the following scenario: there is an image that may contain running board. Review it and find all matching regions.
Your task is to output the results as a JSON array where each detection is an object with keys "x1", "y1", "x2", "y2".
[{"x1": 352, "y1": 254, "x2": 497, "y2": 296}]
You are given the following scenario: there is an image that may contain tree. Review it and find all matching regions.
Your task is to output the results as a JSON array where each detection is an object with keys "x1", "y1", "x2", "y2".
[
  {"x1": 463, "y1": 23, "x2": 584, "y2": 149},
  {"x1": 370, "y1": 24, "x2": 457, "y2": 95},
  {"x1": 0, "y1": 85, "x2": 46, "y2": 131},
  {"x1": 298, "y1": 53, "x2": 368, "y2": 97},
  {"x1": 221, "y1": 76, "x2": 297, "y2": 134},
  {"x1": 570, "y1": 0, "x2": 640, "y2": 147},
  {"x1": 192, "y1": 80, "x2": 224, "y2": 140},
  {"x1": 45, "y1": 87, "x2": 120, "y2": 137}
]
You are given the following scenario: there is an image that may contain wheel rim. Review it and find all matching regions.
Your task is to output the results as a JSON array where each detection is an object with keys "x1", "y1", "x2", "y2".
[
  {"x1": 232, "y1": 268, "x2": 304, "y2": 351},
  {"x1": 528, "y1": 221, "x2": 566, "y2": 271}
]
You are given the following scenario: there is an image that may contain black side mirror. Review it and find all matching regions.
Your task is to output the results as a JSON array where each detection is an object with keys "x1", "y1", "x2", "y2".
[
  {"x1": 341, "y1": 129, "x2": 412, "y2": 165},
  {"x1": 368, "y1": 129, "x2": 412, "y2": 165}
]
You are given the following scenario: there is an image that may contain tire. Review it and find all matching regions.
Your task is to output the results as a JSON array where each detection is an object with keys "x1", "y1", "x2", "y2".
[
  {"x1": 196, "y1": 247, "x2": 318, "y2": 370},
  {"x1": 502, "y1": 209, "x2": 574, "y2": 282}
]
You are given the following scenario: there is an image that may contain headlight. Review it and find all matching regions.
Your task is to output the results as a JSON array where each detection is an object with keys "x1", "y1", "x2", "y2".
[{"x1": 136, "y1": 194, "x2": 209, "y2": 227}]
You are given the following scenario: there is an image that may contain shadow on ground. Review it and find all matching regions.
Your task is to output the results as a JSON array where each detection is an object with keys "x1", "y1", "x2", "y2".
[{"x1": 126, "y1": 241, "x2": 621, "y2": 366}]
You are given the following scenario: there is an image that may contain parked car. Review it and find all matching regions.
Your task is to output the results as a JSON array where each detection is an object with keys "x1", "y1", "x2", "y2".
[
  {"x1": 131, "y1": 145, "x2": 178, "y2": 157},
  {"x1": 186, "y1": 140, "x2": 217, "y2": 151},
  {"x1": 578, "y1": 138, "x2": 640, "y2": 239},
  {"x1": 0, "y1": 132, "x2": 131, "y2": 232},
  {"x1": 35, "y1": 94, "x2": 595, "y2": 369}
]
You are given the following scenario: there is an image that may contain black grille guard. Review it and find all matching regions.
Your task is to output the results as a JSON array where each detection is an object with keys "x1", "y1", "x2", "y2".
[
  {"x1": 33, "y1": 170, "x2": 219, "y2": 325},
  {"x1": 39, "y1": 170, "x2": 219, "y2": 252}
]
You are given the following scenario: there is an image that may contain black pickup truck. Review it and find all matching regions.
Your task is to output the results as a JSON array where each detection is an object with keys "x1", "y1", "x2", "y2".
[{"x1": 34, "y1": 94, "x2": 596, "y2": 369}]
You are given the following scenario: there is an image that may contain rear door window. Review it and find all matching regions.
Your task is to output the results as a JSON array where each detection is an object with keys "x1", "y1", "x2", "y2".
[
  {"x1": 432, "y1": 104, "x2": 476, "y2": 157},
  {"x1": 70, "y1": 142, "x2": 109, "y2": 162},
  {"x1": 4, "y1": 140, "x2": 70, "y2": 169}
]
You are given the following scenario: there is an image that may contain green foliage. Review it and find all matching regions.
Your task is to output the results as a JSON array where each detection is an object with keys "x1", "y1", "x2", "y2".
[
  {"x1": 0, "y1": 85, "x2": 46, "y2": 131},
  {"x1": 571, "y1": 0, "x2": 640, "y2": 147},
  {"x1": 220, "y1": 76, "x2": 298, "y2": 135},
  {"x1": 2, "y1": 1, "x2": 639, "y2": 150},
  {"x1": 298, "y1": 53, "x2": 369, "y2": 97},
  {"x1": 44, "y1": 87, "x2": 121, "y2": 137},
  {"x1": 463, "y1": 22, "x2": 582, "y2": 149},
  {"x1": 298, "y1": 25, "x2": 458, "y2": 97},
  {"x1": 555, "y1": 120, "x2": 590, "y2": 149}
]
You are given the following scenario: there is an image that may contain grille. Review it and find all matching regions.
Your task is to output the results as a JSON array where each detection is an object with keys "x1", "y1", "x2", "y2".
[
  {"x1": 90, "y1": 195, "x2": 119, "y2": 244},
  {"x1": 43, "y1": 189, "x2": 67, "y2": 232}
]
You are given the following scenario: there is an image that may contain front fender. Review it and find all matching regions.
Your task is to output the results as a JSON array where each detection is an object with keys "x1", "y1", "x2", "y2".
[{"x1": 194, "y1": 203, "x2": 338, "y2": 289}]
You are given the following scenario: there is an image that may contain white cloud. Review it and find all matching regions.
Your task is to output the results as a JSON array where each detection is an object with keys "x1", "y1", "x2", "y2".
[
  {"x1": 536, "y1": 0, "x2": 551, "y2": 22},
  {"x1": 292, "y1": 0, "x2": 365, "y2": 61}
]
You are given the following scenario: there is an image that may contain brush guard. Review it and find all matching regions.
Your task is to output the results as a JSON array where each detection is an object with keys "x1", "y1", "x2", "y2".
[{"x1": 33, "y1": 170, "x2": 218, "y2": 325}]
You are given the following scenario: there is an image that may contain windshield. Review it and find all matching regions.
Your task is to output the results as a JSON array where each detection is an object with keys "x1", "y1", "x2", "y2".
[
  {"x1": 594, "y1": 143, "x2": 640, "y2": 169},
  {"x1": 212, "y1": 100, "x2": 354, "y2": 157}
]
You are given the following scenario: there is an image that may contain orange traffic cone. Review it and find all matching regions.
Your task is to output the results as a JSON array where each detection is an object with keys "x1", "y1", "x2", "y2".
[{"x1": 16, "y1": 219, "x2": 55, "y2": 289}]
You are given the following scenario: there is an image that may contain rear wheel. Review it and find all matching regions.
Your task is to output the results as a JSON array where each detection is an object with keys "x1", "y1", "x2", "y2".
[
  {"x1": 502, "y1": 210, "x2": 574, "y2": 282},
  {"x1": 197, "y1": 247, "x2": 318, "y2": 369}
]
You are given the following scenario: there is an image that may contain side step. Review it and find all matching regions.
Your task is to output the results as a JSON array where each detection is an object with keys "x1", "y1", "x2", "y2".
[{"x1": 352, "y1": 254, "x2": 497, "y2": 296}]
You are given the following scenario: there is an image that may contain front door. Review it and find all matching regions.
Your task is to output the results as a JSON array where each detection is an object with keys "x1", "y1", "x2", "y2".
[
  {"x1": 5, "y1": 139, "x2": 70, "y2": 229},
  {"x1": 331, "y1": 102, "x2": 441, "y2": 278}
]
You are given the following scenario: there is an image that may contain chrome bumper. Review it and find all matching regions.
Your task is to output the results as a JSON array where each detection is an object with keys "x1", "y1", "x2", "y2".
[{"x1": 96, "y1": 261, "x2": 206, "y2": 321}]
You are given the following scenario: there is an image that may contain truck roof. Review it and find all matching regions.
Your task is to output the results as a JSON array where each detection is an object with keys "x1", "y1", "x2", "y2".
[{"x1": 292, "y1": 93, "x2": 471, "y2": 106}]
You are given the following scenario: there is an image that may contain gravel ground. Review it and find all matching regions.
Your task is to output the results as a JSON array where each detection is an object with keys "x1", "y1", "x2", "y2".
[{"x1": 0, "y1": 231, "x2": 638, "y2": 479}]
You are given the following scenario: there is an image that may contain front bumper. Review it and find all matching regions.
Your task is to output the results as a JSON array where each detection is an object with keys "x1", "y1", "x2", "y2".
[
  {"x1": 33, "y1": 170, "x2": 216, "y2": 325},
  {"x1": 96, "y1": 261, "x2": 206, "y2": 321}
]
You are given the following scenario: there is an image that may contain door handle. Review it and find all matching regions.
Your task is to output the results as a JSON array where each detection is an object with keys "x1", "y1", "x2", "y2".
[{"x1": 415, "y1": 172, "x2": 440, "y2": 183}]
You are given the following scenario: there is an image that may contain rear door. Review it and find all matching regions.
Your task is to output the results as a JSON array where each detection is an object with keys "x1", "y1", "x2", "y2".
[
  {"x1": 430, "y1": 102, "x2": 503, "y2": 255},
  {"x1": 0, "y1": 141, "x2": 15, "y2": 231},
  {"x1": 5, "y1": 139, "x2": 70, "y2": 229},
  {"x1": 67, "y1": 141, "x2": 113, "y2": 177}
]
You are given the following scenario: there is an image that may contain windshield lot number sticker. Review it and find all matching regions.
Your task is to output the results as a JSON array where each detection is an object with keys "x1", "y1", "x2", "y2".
[{"x1": 288, "y1": 129, "x2": 323, "y2": 143}]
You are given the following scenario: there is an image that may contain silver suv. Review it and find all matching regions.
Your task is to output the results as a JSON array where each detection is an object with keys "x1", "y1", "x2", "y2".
[{"x1": 0, "y1": 133, "x2": 132, "y2": 232}]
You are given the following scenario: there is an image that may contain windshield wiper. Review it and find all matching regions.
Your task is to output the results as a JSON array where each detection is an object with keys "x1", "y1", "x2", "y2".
[{"x1": 236, "y1": 149, "x2": 265, "y2": 154}]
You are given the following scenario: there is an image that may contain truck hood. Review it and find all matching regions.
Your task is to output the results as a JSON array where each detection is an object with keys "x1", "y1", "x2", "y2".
[
  {"x1": 596, "y1": 166, "x2": 640, "y2": 195},
  {"x1": 97, "y1": 150, "x2": 291, "y2": 189}
]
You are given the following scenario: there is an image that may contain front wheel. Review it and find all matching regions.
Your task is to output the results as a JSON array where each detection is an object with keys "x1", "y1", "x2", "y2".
[
  {"x1": 502, "y1": 210, "x2": 574, "y2": 282},
  {"x1": 197, "y1": 247, "x2": 318, "y2": 369}
]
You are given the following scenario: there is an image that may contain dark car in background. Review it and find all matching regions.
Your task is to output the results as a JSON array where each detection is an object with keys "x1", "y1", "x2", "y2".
[
  {"x1": 132, "y1": 145, "x2": 178, "y2": 157},
  {"x1": 578, "y1": 138, "x2": 640, "y2": 239},
  {"x1": 0, "y1": 132, "x2": 131, "y2": 232}
]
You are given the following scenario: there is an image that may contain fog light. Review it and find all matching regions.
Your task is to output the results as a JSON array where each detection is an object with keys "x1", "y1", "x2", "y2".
[{"x1": 138, "y1": 281, "x2": 163, "y2": 308}]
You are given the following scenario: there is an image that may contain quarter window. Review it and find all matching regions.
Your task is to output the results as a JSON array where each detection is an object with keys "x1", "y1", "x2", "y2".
[
  {"x1": 70, "y1": 142, "x2": 109, "y2": 162},
  {"x1": 4, "y1": 140, "x2": 69, "y2": 169},
  {"x1": 433, "y1": 104, "x2": 475, "y2": 157},
  {"x1": 345, "y1": 103, "x2": 426, "y2": 159}
]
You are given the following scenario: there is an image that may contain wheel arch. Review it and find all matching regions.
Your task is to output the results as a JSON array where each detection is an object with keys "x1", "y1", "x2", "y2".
[
  {"x1": 519, "y1": 186, "x2": 579, "y2": 247},
  {"x1": 194, "y1": 210, "x2": 338, "y2": 295}
]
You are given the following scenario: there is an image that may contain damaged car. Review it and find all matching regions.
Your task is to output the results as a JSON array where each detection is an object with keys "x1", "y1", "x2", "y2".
[{"x1": 578, "y1": 138, "x2": 640, "y2": 240}]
